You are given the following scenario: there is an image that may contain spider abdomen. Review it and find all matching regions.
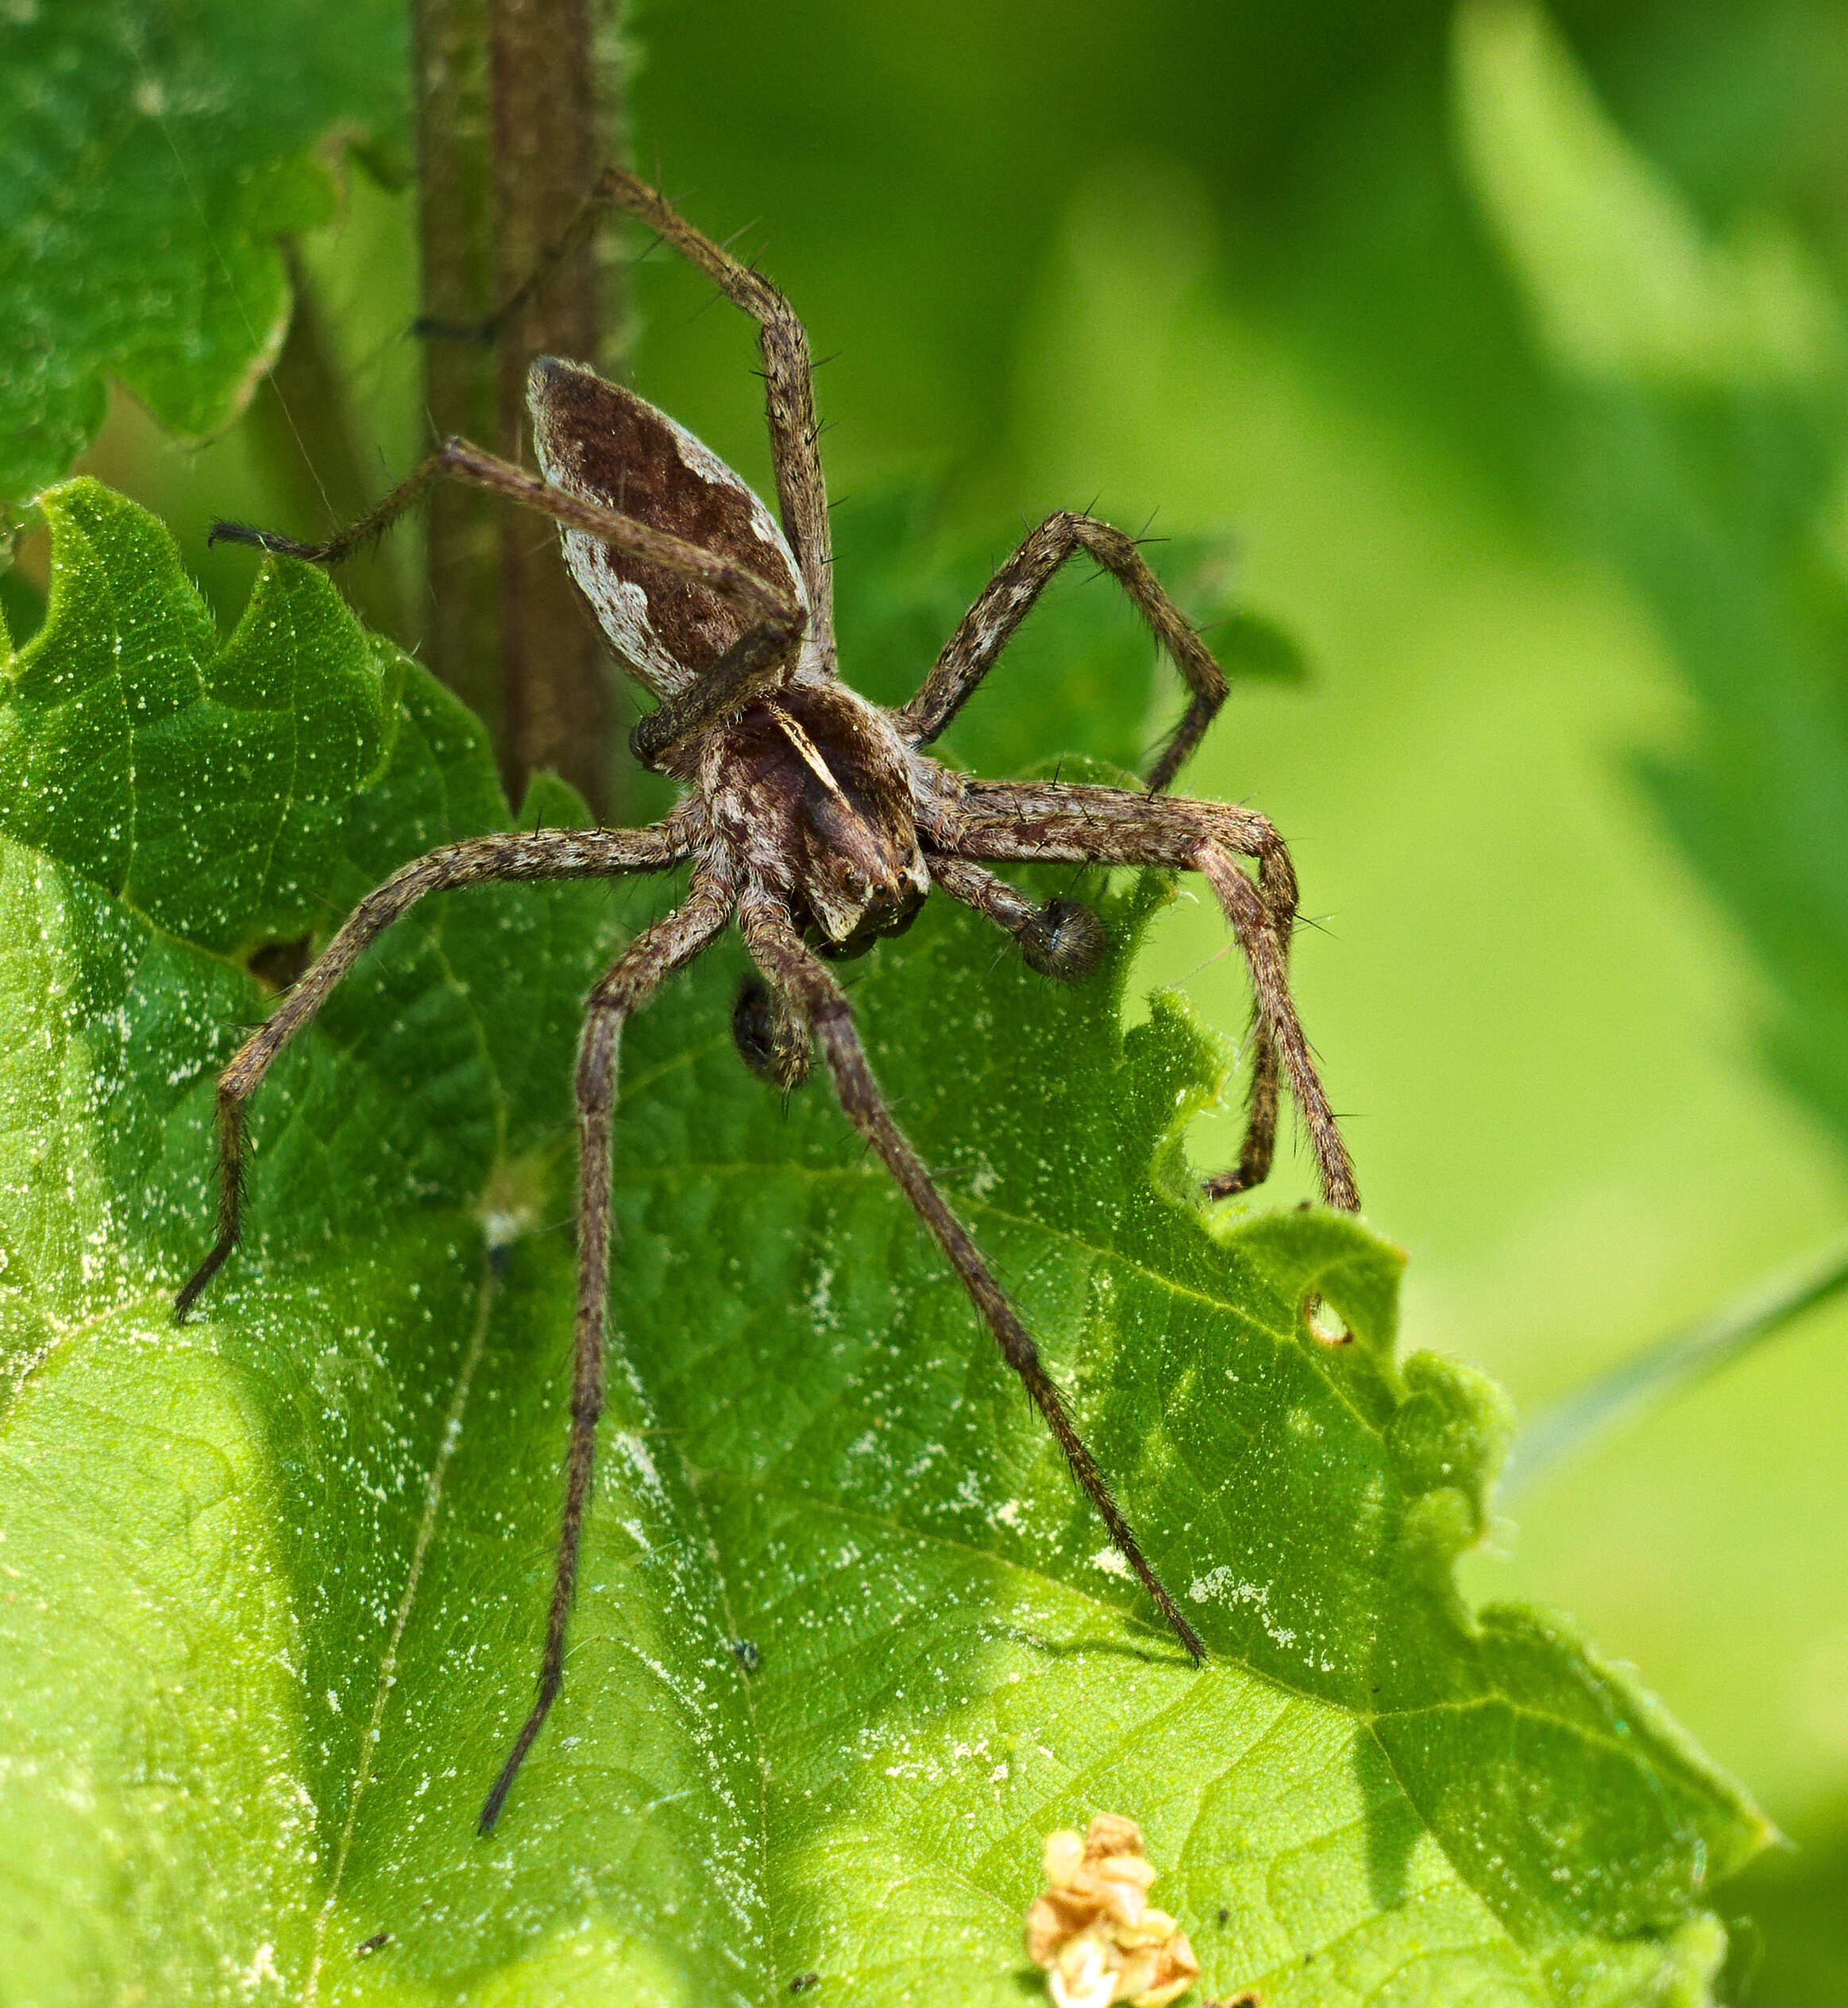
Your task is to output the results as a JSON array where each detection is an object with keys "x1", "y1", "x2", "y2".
[{"x1": 528, "y1": 355, "x2": 807, "y2": 697}]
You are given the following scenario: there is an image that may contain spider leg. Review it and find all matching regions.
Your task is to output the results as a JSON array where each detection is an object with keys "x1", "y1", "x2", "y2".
[
  {"x1": 1208, "y1": 1006, "x2": 1283, "y2": 1202},
  {"x1": 923, "y1": 776, "x2": 1359, "y2": 1213},
  {"x1": 736, "y1": 890, "x2": 1204, "y2": 1662},
  {"x1": 480, "y1": 869, "x2": 734, "y2": 1834},
  {"x1": 1202, "y1": 838, "x2": 1295, "y2": 1202},
  {"x1": 172, "y1": 822, "x2": 689, "y2": 1324},
  {"x1": 434, "y1": 166, "x2": 833, "y2": 658},
  {"x1": 896, "y1": 511, "x2": 1229, "y2": 793},
  {"x1": 628, "y1": 608, "x2": 806, "y2": 770},
  {"x1": 209, "y1": 436, "x2": 791, "y2": 628}
]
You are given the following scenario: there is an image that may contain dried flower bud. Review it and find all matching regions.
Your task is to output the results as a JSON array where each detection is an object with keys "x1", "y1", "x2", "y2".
[{"x1": 1024, "y1": 1813, "x2": 1201, "y2": 2008}]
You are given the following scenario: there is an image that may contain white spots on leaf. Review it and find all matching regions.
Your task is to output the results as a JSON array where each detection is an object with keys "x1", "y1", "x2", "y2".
[
  {"x1": 479, "y1": 1207, "x2": 521, "y2": 1252},
  {"x1": 1187, "y1": 1567, "x2": 1298, "y2": 1648},
  {"x1": 1090, "y1": 1547, "x2": 1131, "y2": 1580},
  {"x1": 614, "y1": 1430, "x2": 663, "y2": 1496},
  {"x1": 1190, "y1": 1565, "x2": 1236, "y2": 1604},
  {"x1": 233, "y1": 1941, "x2": 286, "y2": 1995}
]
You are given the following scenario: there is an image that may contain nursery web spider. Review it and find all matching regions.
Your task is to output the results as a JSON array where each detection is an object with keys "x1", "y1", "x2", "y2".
[{"x1": 176, "y1": 167, "x2": 1360, "y2": 1833}]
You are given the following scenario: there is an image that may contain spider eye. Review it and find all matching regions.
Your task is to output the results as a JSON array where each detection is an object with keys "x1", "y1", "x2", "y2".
[{"x1": 1019, "y1": 898, "x2": 1105, "y2": 982}]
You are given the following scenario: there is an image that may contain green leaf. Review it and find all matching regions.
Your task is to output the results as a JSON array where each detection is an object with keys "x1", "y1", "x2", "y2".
[
  {"x1": 1580, "y1": 384, "x2": 1848, "y2": 1153},
  {"x1": 1453, "y1": 0, "x2": 1841, "y2": 390},
  {"x1": 0, "y1": 0, "x2": 407, "y2": 505},
  {"x1": 1455, "y1": 0, "x2": 1848, "y2": 1157},
  {"x1": 0, "y1": 481, "x2": 1766, "y2": 2004}
]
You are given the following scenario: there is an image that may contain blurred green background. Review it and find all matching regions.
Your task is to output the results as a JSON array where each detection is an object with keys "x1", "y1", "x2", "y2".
[{"x1": 25, "y1": 0, "x2": 1848, "y2": 1992}]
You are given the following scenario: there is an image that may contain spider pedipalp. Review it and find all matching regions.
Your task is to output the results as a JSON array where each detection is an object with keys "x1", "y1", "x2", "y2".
[
  {"x1": 731, "y1": 975, "x2": 813, "y2": 1090},
  {"x1": 1018, "y1": 896, "x2": 1107, "y2": 981}
]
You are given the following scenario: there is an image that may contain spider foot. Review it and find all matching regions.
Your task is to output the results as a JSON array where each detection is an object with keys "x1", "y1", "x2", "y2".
[
  {"x1": 207, "y1": 519, "x2": 334, "y2": 563},
  {"x1": 173, "y1": 1239, "x2": 234, "y2": 1325}
]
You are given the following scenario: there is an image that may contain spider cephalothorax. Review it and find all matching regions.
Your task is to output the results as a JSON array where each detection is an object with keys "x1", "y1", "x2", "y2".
[
  {"x1": 181, "y1": 167, "x2": 1360, "y2": 1834},
  {"x1": 708, "y1": 678, "x2": 931, "y2": 954}
]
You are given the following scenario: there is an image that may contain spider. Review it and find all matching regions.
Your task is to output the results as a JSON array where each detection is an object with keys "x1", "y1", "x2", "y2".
[{"x1": 174, "y1": 167, "x2": 1360, "y2": 1833}]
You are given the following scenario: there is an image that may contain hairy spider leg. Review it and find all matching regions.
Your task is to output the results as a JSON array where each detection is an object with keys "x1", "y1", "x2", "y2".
[
  {"x1": 173, "y1": 824, "x2": 690, "y2": 1325},
  {"x1": 923, "y1": 777, "x2": 1359, "y2": 1214},
  {"x1": 898, "y1": 513, "x2": 1299, "y2": 1181},
  {"x1": 896, "y1": 502, "x2": 1285, "y2": 1188},
  {"x1": 210, "y1": 427, "x2": 810, "y2": 771},
  {"x1": 428, "y1": 165, "x2": 834, "y2": 658},
  {"x1": 933, "y1": 843, "x2": 1284, "y2": 1198},
  {"x1": 738, "y1": 891, "x2": 1207, "y2": 1662},
  {"x1": 897, "y1": 510, "x2": 1230, "y2": 795},
  {"x1": 209, "y1": 436, "x2": 789, "y2": 624},
  {"x1": 1200, "y1": 838, "x2": 1295, "y2": 1202},
  {"x1": 630, "y1": 606, "x2": 808, "y2": 770},
  {"x1": 480, "y1": 871, "x2": 734, "y2": 1834}
]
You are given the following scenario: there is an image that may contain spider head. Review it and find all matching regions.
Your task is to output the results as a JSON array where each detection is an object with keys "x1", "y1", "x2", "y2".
[
  {"x1": 720, "y1": 684, "x2": 931, "y2": 958},
  {"x1": 794, "y1": 781, "x2": 930, "y2": 958}
]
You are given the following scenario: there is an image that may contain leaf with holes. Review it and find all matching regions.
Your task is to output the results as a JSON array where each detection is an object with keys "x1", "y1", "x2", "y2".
[
  {"x1": 0, "y1": 481, "x2": 1768, "y2": 2005},
  {"x1": 0, "y1": 0, "x2": 406, "y2": 505}
]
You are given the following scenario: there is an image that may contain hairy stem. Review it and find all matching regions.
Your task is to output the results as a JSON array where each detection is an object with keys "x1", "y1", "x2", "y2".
[
  {"x1": 415, "y1": 0, "x2": 630, "y2": 815},
  {"x1": 489, "y1": 0, "x2": 627, "y2": 817}
]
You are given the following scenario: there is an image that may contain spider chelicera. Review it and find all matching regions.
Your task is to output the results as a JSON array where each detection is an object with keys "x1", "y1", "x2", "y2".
[{"x1": 175, "y1": 167, "x2": 1361, "y2": 1832}]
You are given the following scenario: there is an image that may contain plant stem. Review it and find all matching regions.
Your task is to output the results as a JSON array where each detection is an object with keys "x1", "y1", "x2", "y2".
[
  {"x1": 413, "y1": 0, "x2": 627, "y2": 817},
  {"x1": 1501, "y1": 1230, "x2": 1848, "y2": 1496},
  {"x1": 488, "y1": 0, "x2": 618, "y2": 817}
]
